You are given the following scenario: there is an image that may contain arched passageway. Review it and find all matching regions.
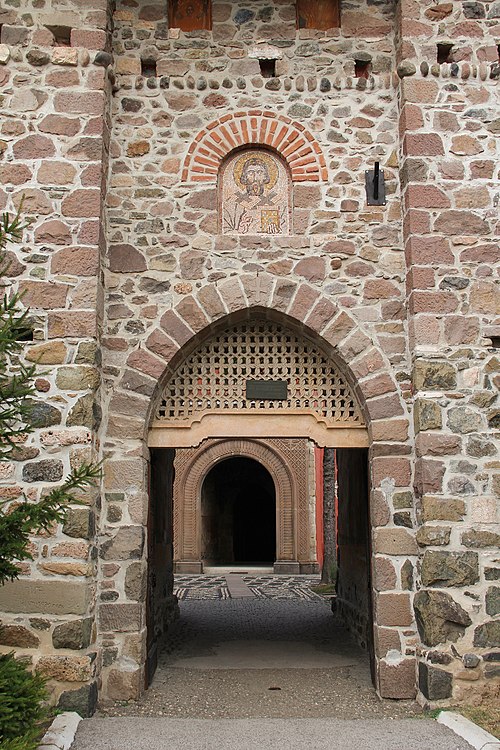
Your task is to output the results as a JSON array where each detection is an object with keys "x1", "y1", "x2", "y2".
[
  {"x1": 140, "y1": 309, "x2": 416, "y2": 702},
  {"x1": 201, "y1": 457, "x2": 276, "y2": 566}
]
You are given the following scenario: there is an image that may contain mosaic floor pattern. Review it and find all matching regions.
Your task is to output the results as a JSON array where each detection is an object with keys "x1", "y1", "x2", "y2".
[{"x1": 173, "y1": 574, "x2": 323, "y2": 601}]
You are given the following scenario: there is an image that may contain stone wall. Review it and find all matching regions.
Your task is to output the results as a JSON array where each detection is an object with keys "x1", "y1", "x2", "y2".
[
  {"x1": 397, "y1": 0, "x2": 500, "y2": 704},
  {"x1": 0, "y1": 0, "x2": 498, "y2": 710},
  {"x1": 0, "y1": 0, "x2": 110, "y2": 716}
]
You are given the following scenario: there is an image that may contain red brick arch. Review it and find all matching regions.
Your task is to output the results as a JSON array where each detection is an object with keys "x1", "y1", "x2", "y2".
[{"x1": 181, "y1": 111, "x2": 328, "y2": 183}]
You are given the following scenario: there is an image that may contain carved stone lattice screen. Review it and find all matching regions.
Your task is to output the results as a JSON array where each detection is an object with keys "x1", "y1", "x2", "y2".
[{"x1": 155, "y1": 320, "x2": 364, "y2": 426}]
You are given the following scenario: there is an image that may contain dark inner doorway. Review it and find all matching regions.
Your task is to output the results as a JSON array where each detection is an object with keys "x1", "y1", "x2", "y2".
[{"x1": 201, "y1": 457, "x2": 276, "y2": 565}]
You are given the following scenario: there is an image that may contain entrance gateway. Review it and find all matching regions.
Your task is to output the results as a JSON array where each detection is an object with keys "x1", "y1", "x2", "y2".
[
  {"x1": 146, "y1": 311, "x2": 376, "y2": 686},
  {"x1": 149, "y1": 316, "x2": 368, "y2": 576}
]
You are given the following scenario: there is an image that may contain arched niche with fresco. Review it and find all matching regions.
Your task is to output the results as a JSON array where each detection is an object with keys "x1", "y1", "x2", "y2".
[{"x1": 220, "y1": 149, "x2": 292, "y2": 236}]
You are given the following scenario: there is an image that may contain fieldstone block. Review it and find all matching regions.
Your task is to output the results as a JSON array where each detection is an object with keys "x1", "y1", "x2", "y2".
[
  {"x1": 393, "y1": 491, "x2": 413, "y2": 510},
  {"x1": 76, "y1": 342, "x2": 98, "y2": 365},
  {"x1": 1, "y1": 24, "x2": 29, "y2": 45},
  {"x1": 106, "y1": 666, "x2": 142, "y2": 701},
  {"x1": 418, "y1": 662, "x2": 452, "y2": 700},
  {"x1": 26, "y1": 341, "x2": 67, "y2": 365},
  {"x1": 63, "y1": 508, "x2": 94, "y2": 540},
  {"x1": 61, "y1": 189, "x2": 100, "y2": 218},
  {"x1": 67, "y1": 394, "x2": 95, "y2": 429},
  {"x1": 448, "y1": 407, "x2": 483, "y2": 434},
  {"x1": 100, "y1": 526, "x2": 144, "y2": 560},
  {"x1": 376, "y1": 593, "x2": 413, "y2": 627},
  {"x1": 0, "y1": 624, "x2": 40, "y2": 648},
  {"x1": 414, "y1": 399, "x2": 442, "y2": 431},
  {"x1": 416, "y1": 525, "x2": 451, "y2": 546},
  {"x1": 109, "y1": 244, "x2": 147, "y2": 273},
  {"x1": 0, "y1": 580, "x2": 91, "y2": 615},
  {"x1": 483, "y1": 652, "x2": 500, "y2": 661},
  {"x1": 24, "y1": 400, "x2": 62, "y2": 428},
  {"x1": 413, "y1": 361, "x2": 456, "y2": 390},
  {"x1": 401, "y1": 560, "x2": 414, "y2": 590},
  {"x1": 421, "y1": 551, "x2": 479, "y2": 587},
  {"x1": 374, "y1": 528, "x2": 418, "y2": 555},
  {"x1": 56, "y1": 366, "x2": 100, "y2": 391},
  {"x1": 434, "y1": 210, "x2": 489, "y2": 235},
  {"x1": 474, "y1": 621, "x2": 500, "y2": 648},
  {"x1": 463, "y1": 653, "x2": 480, "y2": 669},
  {"x1": 379, "y1": 658, "x2": 416, "y2": 699},
  {"x1": 58, "y1": 682, "x2": 98, "y2": 718},
  {"x1": 125, "y1": 562, "x2": 147, "y2": 600},
  {"x1": 98, "y1": 603, "x2": 142, "y2": 632},
  {"x1": 18, "y1": 280, "x2": 69, "y2": 310},
  {"x1": 414, "y1": 590, "x2": 471, "y2": 646},
  {"x1": 421, "y1": 496, "x2": 465, "y2": 522},
  {"x1": 461, "y1": 530, "x2": 500, "y2": 548},
  {"x1": 52, "y1": 617, "x2": 94, "y2": 649},
  {"x1": 486, "y1": 587, "x2": 500, "y2": 617},
  {"x1": 467, "y1": 435, "x2": 497, "y2": 458},
  {"x1": 485, "y1": 568, "x2": 500, "y2": 581},
  {"x1": 37, "y1": 655, "x2": 93, "y2": 682},
  {"x1": 23, "y1": 459, "x2": 64, "y2": 483}
]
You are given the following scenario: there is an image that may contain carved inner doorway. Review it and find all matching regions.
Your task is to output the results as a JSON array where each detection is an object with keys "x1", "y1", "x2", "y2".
[{"x1": 201, "y1": 457, "x2": 276, "y2": 566}]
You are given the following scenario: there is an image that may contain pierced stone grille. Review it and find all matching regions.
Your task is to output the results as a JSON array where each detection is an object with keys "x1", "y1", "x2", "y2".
[{"x1": 156, "y1": 321, "x2": 364, "y2": 425}]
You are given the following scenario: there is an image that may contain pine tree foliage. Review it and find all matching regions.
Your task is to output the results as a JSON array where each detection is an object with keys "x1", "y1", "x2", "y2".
[
  {"x1": 0, "y1": 209, "x2": 101, "y2": 586},
  {"x1": 0, "y1": 652, "x2": 49, "y2": 750},
  {"x1": 0, "y1": 210, "x2": 38, "y2": 460}
]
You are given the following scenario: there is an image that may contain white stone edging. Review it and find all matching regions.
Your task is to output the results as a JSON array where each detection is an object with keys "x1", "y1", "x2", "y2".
[
  {"x1": 37, "y1": 712, "x2": 82, "y2": 750},
  {"x1": 437, "y1": 710, "x2": 500, "y2": 750}
]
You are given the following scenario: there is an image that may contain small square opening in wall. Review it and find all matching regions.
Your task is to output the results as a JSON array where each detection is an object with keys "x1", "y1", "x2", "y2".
[
  {"x1": 355, "y1": 59, "x2": 371, "y2": 79},
  {"x1": 141, "y1": 58, "x2": 157, "y2": 77},
  {"x1": 259, "y1": 59, "x2": 276, "y2": 78},
  {"x1": 16, "y1": 321, "x2": 34, "y2": 342},
  {"x1": 489, "y1": 336, "x2": 500, "y2": 349},
  {"x1": 437, "y1": 43, "x2": 454, "y2": 64},
  {"x1": 45, "y1": 25, "x2": 72, "y2": 46}
]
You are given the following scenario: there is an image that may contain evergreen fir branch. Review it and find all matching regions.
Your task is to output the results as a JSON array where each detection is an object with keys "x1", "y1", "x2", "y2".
[{"x1": 0, "y1": 463, "x2": 102, "y2": 585}]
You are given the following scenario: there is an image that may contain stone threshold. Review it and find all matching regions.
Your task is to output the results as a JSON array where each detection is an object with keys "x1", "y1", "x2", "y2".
[{"x1": 38, "y1": 712, "x2": 82, "y2": 750}]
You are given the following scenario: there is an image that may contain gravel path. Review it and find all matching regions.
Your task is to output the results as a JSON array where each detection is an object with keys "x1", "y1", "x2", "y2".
[{"x1": 99, "y1": 596, "x2": 421, "y2": 720}]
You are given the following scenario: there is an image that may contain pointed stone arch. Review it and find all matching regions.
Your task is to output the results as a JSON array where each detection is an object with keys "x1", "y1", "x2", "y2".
[
  {"x1": 124, "y1": 279, "x2": 407, "y2": 445},
  {"x1": 181, "y1": 111, "x2": 328, "y2": 183}
]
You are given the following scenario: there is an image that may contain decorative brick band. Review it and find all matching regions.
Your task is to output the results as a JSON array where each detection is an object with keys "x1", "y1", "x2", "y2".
[{"x1": 182, "y1": 111, "x2": 328, "y2": 183}]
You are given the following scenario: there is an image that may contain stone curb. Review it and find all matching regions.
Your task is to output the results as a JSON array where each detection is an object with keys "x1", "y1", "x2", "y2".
[
  {"x1": 437, "y1": 710, "x2": 500, "y2": 750},
  {"x1": 38, "y1": 712, "x2": 82, "y2": 750}
]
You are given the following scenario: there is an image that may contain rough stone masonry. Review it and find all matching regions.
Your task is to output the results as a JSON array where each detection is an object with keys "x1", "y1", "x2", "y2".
[{"x1": 0, "y1": 0, "x2": 498, "y2": 717}]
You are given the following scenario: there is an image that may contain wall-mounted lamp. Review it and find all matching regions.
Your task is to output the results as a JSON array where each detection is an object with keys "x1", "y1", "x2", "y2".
[{"x1": 365, "y1": 162, "x2": 386, "y2": 206}]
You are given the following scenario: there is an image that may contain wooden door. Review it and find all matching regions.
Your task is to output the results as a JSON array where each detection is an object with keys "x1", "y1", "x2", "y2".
[{"x1": 145, "y1": 448, "x2": 175, "y2": 688}]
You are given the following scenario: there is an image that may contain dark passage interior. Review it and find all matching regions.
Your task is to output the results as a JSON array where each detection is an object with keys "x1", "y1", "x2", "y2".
[
  {"x1": 148, "y1": 445, "x2": 377, "y2": 699},
  {"x1": 201, "y1": 457, "x2": 276, "y2": 565}
]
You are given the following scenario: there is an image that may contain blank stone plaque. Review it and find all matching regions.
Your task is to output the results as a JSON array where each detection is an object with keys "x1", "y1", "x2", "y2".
[{"x1": 246, "y1": 380, "x2": 288, "y2": 400}]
